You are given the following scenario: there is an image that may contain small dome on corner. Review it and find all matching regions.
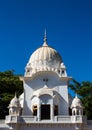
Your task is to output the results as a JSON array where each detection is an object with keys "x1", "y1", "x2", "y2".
[
  {"x1": 71, "y1": 95, "x2": 82, "y2": 108},
  {"x1": 9, "y1": 93, "x2": 21, "y2": 108}
]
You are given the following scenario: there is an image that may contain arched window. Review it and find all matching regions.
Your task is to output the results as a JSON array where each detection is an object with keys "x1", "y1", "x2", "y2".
[
  {"x1": 69, "y1": 107, "x2": 72, "y2": 115},
  {"x1": 77, "y1": 110, "x2": 79, "y2": 115},
  {"x1": 54, "y1": 105, "x2": 58, "y2": 116},
  {"x1": 33, "y1": 105, "x2": 37, "y2": 116}
]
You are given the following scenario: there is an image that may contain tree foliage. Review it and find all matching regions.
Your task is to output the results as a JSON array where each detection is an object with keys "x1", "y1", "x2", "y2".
[
  {"x1": 0, "y1": 70, "x2": 23, "y2": 119},
  {"x1": 69, "y1": 79, "x2": 92, "y2": 119}
]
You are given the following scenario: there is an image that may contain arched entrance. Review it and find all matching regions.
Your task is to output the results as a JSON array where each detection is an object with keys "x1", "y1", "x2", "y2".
[
  {"x1": 31, "y1": 87, "x2": 59, "y2": 120},
  {"x1": 40, "y1": 94, "x2": 52, "y2": 120},
  {"x1": 41, "y1": 104, "x2": 50, "y2": 120}
]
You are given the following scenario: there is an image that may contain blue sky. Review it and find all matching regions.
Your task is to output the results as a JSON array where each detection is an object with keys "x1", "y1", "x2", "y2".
[{"x1": 0, "y1": 0, "x2": 92, "y2": 82}]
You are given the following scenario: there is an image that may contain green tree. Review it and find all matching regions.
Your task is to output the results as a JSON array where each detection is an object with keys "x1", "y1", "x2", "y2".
[
  {"x1": 69, "y1": 79, "x2": 92, "y2": 119},
  {"x1": 0, "y1": 70, "x2": 23, "y2": 119}
]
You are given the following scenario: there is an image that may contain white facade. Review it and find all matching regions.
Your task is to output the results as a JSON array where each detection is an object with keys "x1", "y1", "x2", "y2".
[{"x1": 0, "y1": 32, "x2": 92, "y2": 130}]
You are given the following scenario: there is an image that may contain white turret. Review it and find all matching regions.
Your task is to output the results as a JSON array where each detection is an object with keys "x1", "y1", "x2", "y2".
[
  {"x1": 71, "y1": 95, "x2": 83, "y2": 115},
  {"x1": 8, "y1": 93, "x2": 21, "y2": 116}
]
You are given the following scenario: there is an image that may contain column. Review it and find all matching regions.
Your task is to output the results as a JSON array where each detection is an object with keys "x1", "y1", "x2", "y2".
[
  {"x1": 51, "y1": 100, "x2": 54, "y2": 121},
  {"x1": 37, "y1": 103, "x2": 41, "y2": 121}
]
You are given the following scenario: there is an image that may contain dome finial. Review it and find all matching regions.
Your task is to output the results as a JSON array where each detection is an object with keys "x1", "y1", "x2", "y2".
[
  {"x1": 43, "y1": 29, "x2": 48, "y2": 46},
  {"x1": 75, "y1": 93, "x2": 78, "y2": 98},
  {"x1": 15, "y1": 92, "x2": 17, "y2": 98}
]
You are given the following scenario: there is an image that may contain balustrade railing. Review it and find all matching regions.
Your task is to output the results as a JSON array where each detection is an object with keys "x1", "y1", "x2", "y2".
[{"x1": 5, "y1": 115, "x2": 87, "y2": 124}]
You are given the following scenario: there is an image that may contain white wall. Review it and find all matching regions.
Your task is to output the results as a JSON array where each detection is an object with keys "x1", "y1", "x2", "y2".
[{"x1": 23, "y1": 71, "x2": 69, "y2": 116}]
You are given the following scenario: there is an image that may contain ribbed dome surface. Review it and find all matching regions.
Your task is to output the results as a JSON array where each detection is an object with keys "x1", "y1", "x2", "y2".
[
  {"x1": 25, "y1": 32, "x2": 64, "y2": 76},
  {"x1": 9, "y1": 94, "x2": 21, "y2": 107},
  {"x1": 29, "y1": 45, "x2": 62, "y2": 64},
  {"x1": 71, "y1": 96, "x2": 82, "y2": 108}
]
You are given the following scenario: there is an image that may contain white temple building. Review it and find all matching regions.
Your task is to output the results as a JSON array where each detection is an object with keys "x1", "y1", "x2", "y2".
[{"x1": 0, "y1": 31, "x2": 92, "y2": 130}]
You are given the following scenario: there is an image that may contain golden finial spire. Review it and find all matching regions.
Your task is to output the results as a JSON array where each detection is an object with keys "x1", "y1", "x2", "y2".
[{"x1": 43, "y1": 29, "x2": 48, "y2": 46}]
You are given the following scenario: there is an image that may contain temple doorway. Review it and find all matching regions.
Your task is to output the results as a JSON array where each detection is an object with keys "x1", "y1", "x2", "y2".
[{"x1": 41, "y1": 105, "x2": 50, "y2": 120}]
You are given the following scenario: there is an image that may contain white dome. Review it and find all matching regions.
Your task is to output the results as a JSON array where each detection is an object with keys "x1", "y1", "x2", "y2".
[
  {"x1": 25, "y1": 34, "x2": 62, "y2": 76},
  {"x1": 71, "y1": 95, "x2": 82, "y2": 108},
  {"x1": 9, "y1": 94, "x2": 21, "y2": 108},
  {"x1": 30, "y1": 45, "x2": 61, "y2": 64}
]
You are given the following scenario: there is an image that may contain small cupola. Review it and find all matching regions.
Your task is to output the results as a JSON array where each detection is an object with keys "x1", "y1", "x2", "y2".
[
  {"x1": 71, "y1": 95, "x2": 83, "y2": 115},
  {"x1": 8, "y1": 93, "x2": 21, "y2": 116}
]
